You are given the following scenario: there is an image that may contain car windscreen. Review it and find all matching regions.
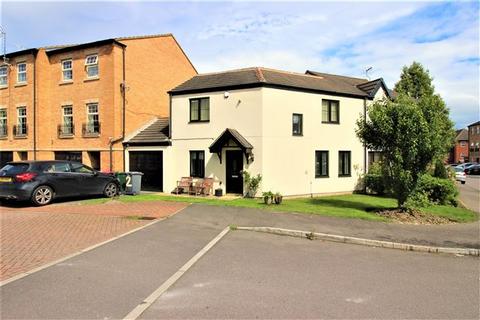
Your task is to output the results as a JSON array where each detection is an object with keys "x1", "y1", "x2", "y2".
[
  {"x1": 454, "y1": 167, "x2": 464, "y2": 172},
  {"x1": 0, "y1": 163, "x2": 30, "y2": 175}
]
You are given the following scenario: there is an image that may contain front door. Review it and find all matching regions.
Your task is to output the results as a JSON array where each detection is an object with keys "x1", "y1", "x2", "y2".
[{"x1": 226, "y1": 150, "x2": 243, "y2": 194}]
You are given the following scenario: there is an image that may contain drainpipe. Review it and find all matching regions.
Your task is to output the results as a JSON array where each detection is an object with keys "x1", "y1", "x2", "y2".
[
  {"x1": 33, "y1": 52, "x2": 37, "y2": 160},
  {"x1": 108, "y1": 45, "x2": 127, "y2": 172},
  {"x1": 121, "y1": 46, "x2": 126, "y2": 171},
  {"x1": 363, "y1": 97, "x2": 367, "y2": 192}
]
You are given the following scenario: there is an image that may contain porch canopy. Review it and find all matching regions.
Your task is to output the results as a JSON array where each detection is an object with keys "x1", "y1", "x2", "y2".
[{"x1": 209, "y1": 128, "x2": 254, "y2": 164}]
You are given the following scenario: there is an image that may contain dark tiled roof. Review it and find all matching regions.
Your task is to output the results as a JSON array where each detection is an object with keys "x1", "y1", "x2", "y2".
[
  {"x1": 468, "y1": 121, "x2": 480, "y2": 127},
  {"x1": 171, "y1": 67, "x2": 371, "y2": 98},
  {"x1": 125, "y1": 118, "x2": 170, "y2": 145},
  {"x1": 456, "y1": 128, "x2": 468, "y2": 141}
]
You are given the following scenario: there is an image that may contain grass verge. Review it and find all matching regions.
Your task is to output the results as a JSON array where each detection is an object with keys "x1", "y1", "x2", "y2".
[{"x1": 78, "y1": 193, "x2": 478, "y2": 223}]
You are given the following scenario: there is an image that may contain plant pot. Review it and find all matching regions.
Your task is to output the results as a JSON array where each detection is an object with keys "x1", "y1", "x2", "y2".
[
  {"x1": 263, "y1": 196, "x2": 272, "y2": 205},
  {"x1": 274, "y1": 196, "x2": 283, "y2": 204}
]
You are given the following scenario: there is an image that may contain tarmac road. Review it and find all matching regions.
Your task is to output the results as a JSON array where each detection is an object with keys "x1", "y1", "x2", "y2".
[
  {"x1": 140, "y1": 230, "x2": 479, "y2": 319},
  {"x1": 458, "y1": 176, "x2": 480, "y2": 213}
]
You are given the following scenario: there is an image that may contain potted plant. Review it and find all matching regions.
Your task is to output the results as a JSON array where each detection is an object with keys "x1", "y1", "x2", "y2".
[
  {"x1": 262, "y1": 191, "x2": 273, "y2": 204},
  {"x1": 274, "y1": 192, "x2": 283, "y2": 204}
]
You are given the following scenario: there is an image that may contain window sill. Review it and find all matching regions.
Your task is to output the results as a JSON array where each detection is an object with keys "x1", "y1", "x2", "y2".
[
  {"x1": 14, "y1": 135, "x2": 28, "y2": 139},
  {"x1": 0, "y1": 85, "x2": 7, "y2": 90},
  {"x1": 58, "y1": 134, "x2": 75, "y2": 139},
  {"x1": 188, "y1": 120, "x2": 210, "y2": 123},
  {"x1": 0, "y1": 135, "x2": 7, "y2": 140},
  {"x1": 15, "y1": 82, "x2": 27, "y2": 87},
  {"x1": 59, "y1": 80, "x2": 74, "y2": 86},
  {"x1": 82, "y1": 133, "x2": 100, "y2": 138},
  {"x1": 322, "y1": 121, "x2": 340, "y2": 125},
  {"x1": 315, "y1": 175, "x2": 329, "y2": 178},
  {"x1": 84, "y1": 77, "x2": 99, "y2": 82},
  {"x1": 292, "y1": 134, "x2": 303, "y2": 136},
  {"x1": 338, "y1": 174, "x2": 351, "y2": 178}
]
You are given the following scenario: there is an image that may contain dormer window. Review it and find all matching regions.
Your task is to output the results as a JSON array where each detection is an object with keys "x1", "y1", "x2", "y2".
[{"x1": 85, "y1": 55, "x2": 98, "y2": 78}]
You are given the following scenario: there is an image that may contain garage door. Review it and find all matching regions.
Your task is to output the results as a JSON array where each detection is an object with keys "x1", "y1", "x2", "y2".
[
  {"x1": 0, "y1": 152, "x2": 13, "y2": 168},
  {"x1": 129, "y1": 151, "x2": 163, "y2": 191}
]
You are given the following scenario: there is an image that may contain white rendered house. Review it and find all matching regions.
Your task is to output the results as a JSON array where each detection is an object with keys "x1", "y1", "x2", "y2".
[{"x1": 124, "y1": 67, "x2": 391, "y2": 196}]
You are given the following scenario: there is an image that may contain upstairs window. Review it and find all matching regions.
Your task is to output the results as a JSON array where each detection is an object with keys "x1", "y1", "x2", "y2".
[
  {"x1": 338, "y1": 151, "x2": 351, "y2": 177},
  {"x1": 62, "y1": 59, "x2": 73, "y2": 81},
  {"x1": 62, "y1": 105, "x2": 74, "y2": 135},
  {"x1": 322, "y1": 99, "x2": 339, "y2": 124},
  {"x1": 86, "y1": 103, "x2": 99, "y2": 134},
  {"x1": 0, "y1": 108, "x2": 7, "y2": 137},
  {"x1": 190, "y1": 97, "x2": 209, "y2": 122},
  {"x1": 85, "y1": 55, "x2": 98, "y2": 78},
  {"x1": 0, "y1": 66, "x2": 7, "y2": 86},
  {"x1": 292, "y1": 113, "x2": 303, "y2": 136},
  {"x1": 17, "y1": 107, "x2": 27, "y2": 136},
  {"x1": 17, "y1": 63, "x2": 27, "y2": 83},
  {"x1": 190, "y1": 151, "x2": 205, "y2": 178}
]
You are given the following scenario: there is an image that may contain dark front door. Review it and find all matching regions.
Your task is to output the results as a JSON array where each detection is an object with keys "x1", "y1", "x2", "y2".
[
  {"x1": 226, "y1": 150, "x2": 243, "y2": 194},
  {"x1": 129, "y1": 151, "x2": 163, "y2": 191}
]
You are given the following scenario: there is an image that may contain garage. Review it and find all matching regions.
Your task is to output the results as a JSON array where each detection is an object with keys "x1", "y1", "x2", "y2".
[
  {"x1": 0, "y1": 151, "x2": 13, "y2": 167},
  {"x1": 129, "y1": 151, "x2": 163, "y2": 191}
]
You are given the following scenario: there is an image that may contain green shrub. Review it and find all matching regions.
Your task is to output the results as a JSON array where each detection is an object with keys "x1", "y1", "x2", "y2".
[
  {"x1": 405, "y1": 190, "x2": 431, "y2": 209},
  {"x1": 433, "y1": 159, "x2": 448, "y2": 179},
  {"x1": 242, "y1": 171, "x2": 262, "y2": 198},
  {"x1": 364, "y1": 162, "x2": 386, "y2": 195},
  {"x1": 411, "y1": 174, "x2": 458, "y2": 206}
]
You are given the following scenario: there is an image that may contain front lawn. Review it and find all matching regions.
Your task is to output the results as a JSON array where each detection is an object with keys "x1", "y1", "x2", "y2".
[{"x1": 78, "y1": 193, "x2": 478, "y2": 223}]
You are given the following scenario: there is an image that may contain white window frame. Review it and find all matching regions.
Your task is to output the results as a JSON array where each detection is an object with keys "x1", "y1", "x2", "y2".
[
  {"x1": 17, "y1": 62, "x2": 27, "y2": 83},
  {"x1": 86, "y1": 103, "x2": 99, "y2": 133},
  {"x1": 17, "y1": 106, "x2": 27, "y2": 135},
  {"x1": 62, "y1": 59, "x2": 73, "y2": 81},
  {"x1": 0, "y1": 66, "x2": 8, "y2": 86},
  {"x1": 62, "y1": 105, "x2": 74, "y2": 135},
  {"x1": 85, "y1": 55, "x2": 98, "y2": 78},
  {"x1": 0, "y1": 108, "x2": 7, "y2": 136}
]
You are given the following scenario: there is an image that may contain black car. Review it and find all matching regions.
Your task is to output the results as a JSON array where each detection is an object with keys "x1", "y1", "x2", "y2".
[
  {"x1": 0, "y1": 161, "x2": 120, "y2": 206},
  {"x1": 465, "y1": 164, "x2": 480, "y2": 175}
]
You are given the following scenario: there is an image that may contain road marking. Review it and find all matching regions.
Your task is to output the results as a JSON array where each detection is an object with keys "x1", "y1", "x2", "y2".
[
  {"x1": 123, "y1": 227, "x2": 230, "y2": 320},
  {"x1": 0, "y1": 206, "x2": 188, "y2": 287}
]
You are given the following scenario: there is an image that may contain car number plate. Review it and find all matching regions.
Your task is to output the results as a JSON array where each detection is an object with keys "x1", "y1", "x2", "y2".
[{"x1": 0, "y1": 177, "x2": 12, "y2": 183}]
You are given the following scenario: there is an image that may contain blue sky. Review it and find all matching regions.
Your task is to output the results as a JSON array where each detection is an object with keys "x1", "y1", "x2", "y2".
[{"x1": 1, "y1": 1, "x2": 478, "y2": 128}]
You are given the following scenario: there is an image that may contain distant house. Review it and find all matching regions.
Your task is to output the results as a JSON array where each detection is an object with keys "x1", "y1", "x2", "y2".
[
  {"x1": 124, "y1": 67, "x2": 392, "y2": 196},
  {"x1": 468, "y1": 121, "x2": 480, "y2": 163},
  {"x1": 448, "y1": 128, "x2": 469, "y2": 164},
  {"x1": 0, "y1": 34, "x2": 197, "y2": 171}
]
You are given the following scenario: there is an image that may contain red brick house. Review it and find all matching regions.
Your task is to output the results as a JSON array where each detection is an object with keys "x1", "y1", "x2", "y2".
[
  {"x1": 448, "y1": 128, "x2": 469, "y2": 164},
  {"x1": 468, "y1": 121, "x2": 480, "y2": 163}
]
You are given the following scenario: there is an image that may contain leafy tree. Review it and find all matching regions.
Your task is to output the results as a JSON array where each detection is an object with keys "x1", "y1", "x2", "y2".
[{"x1": 357, "y1": 62, "x2": 455, "y2": 208}]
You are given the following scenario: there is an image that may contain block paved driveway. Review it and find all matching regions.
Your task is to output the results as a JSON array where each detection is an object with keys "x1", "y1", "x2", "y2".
[{"x1": 0, "y1": 200, "x2": 187, "y2": 281}]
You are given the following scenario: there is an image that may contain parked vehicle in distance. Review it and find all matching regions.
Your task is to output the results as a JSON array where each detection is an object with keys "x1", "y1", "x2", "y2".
[
  {"x1": 465, "y1": 164, "x2": 480, "y2": 175},
  {"x1": 456, "y1": 162, "x2": 477, "y2": 170},
  {"x1": 0, "y1": 161, "x2": 120, "y2": 206},
  {"x1": 454, "y1": 167, "x2": 466, "y2": 184}
]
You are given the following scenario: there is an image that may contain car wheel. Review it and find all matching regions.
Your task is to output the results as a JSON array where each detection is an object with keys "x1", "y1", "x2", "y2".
[
  {"x1": 31, "y1": 185, "x2": 54, "y2": 206},
  {"x1": 103, "y1": 182, "x2": 118, "y2": 198}
]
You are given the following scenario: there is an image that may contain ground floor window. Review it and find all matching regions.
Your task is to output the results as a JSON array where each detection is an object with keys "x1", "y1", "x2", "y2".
[
  {"x1": 339, "y1": 151, "x2": 351, "y2": 177},
  {"x1": 190, "y1": 151, "x2": 205, "y2": 178},
  {"x1": 315, "y1": 151, "x2": 329, "y2": 177}
]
